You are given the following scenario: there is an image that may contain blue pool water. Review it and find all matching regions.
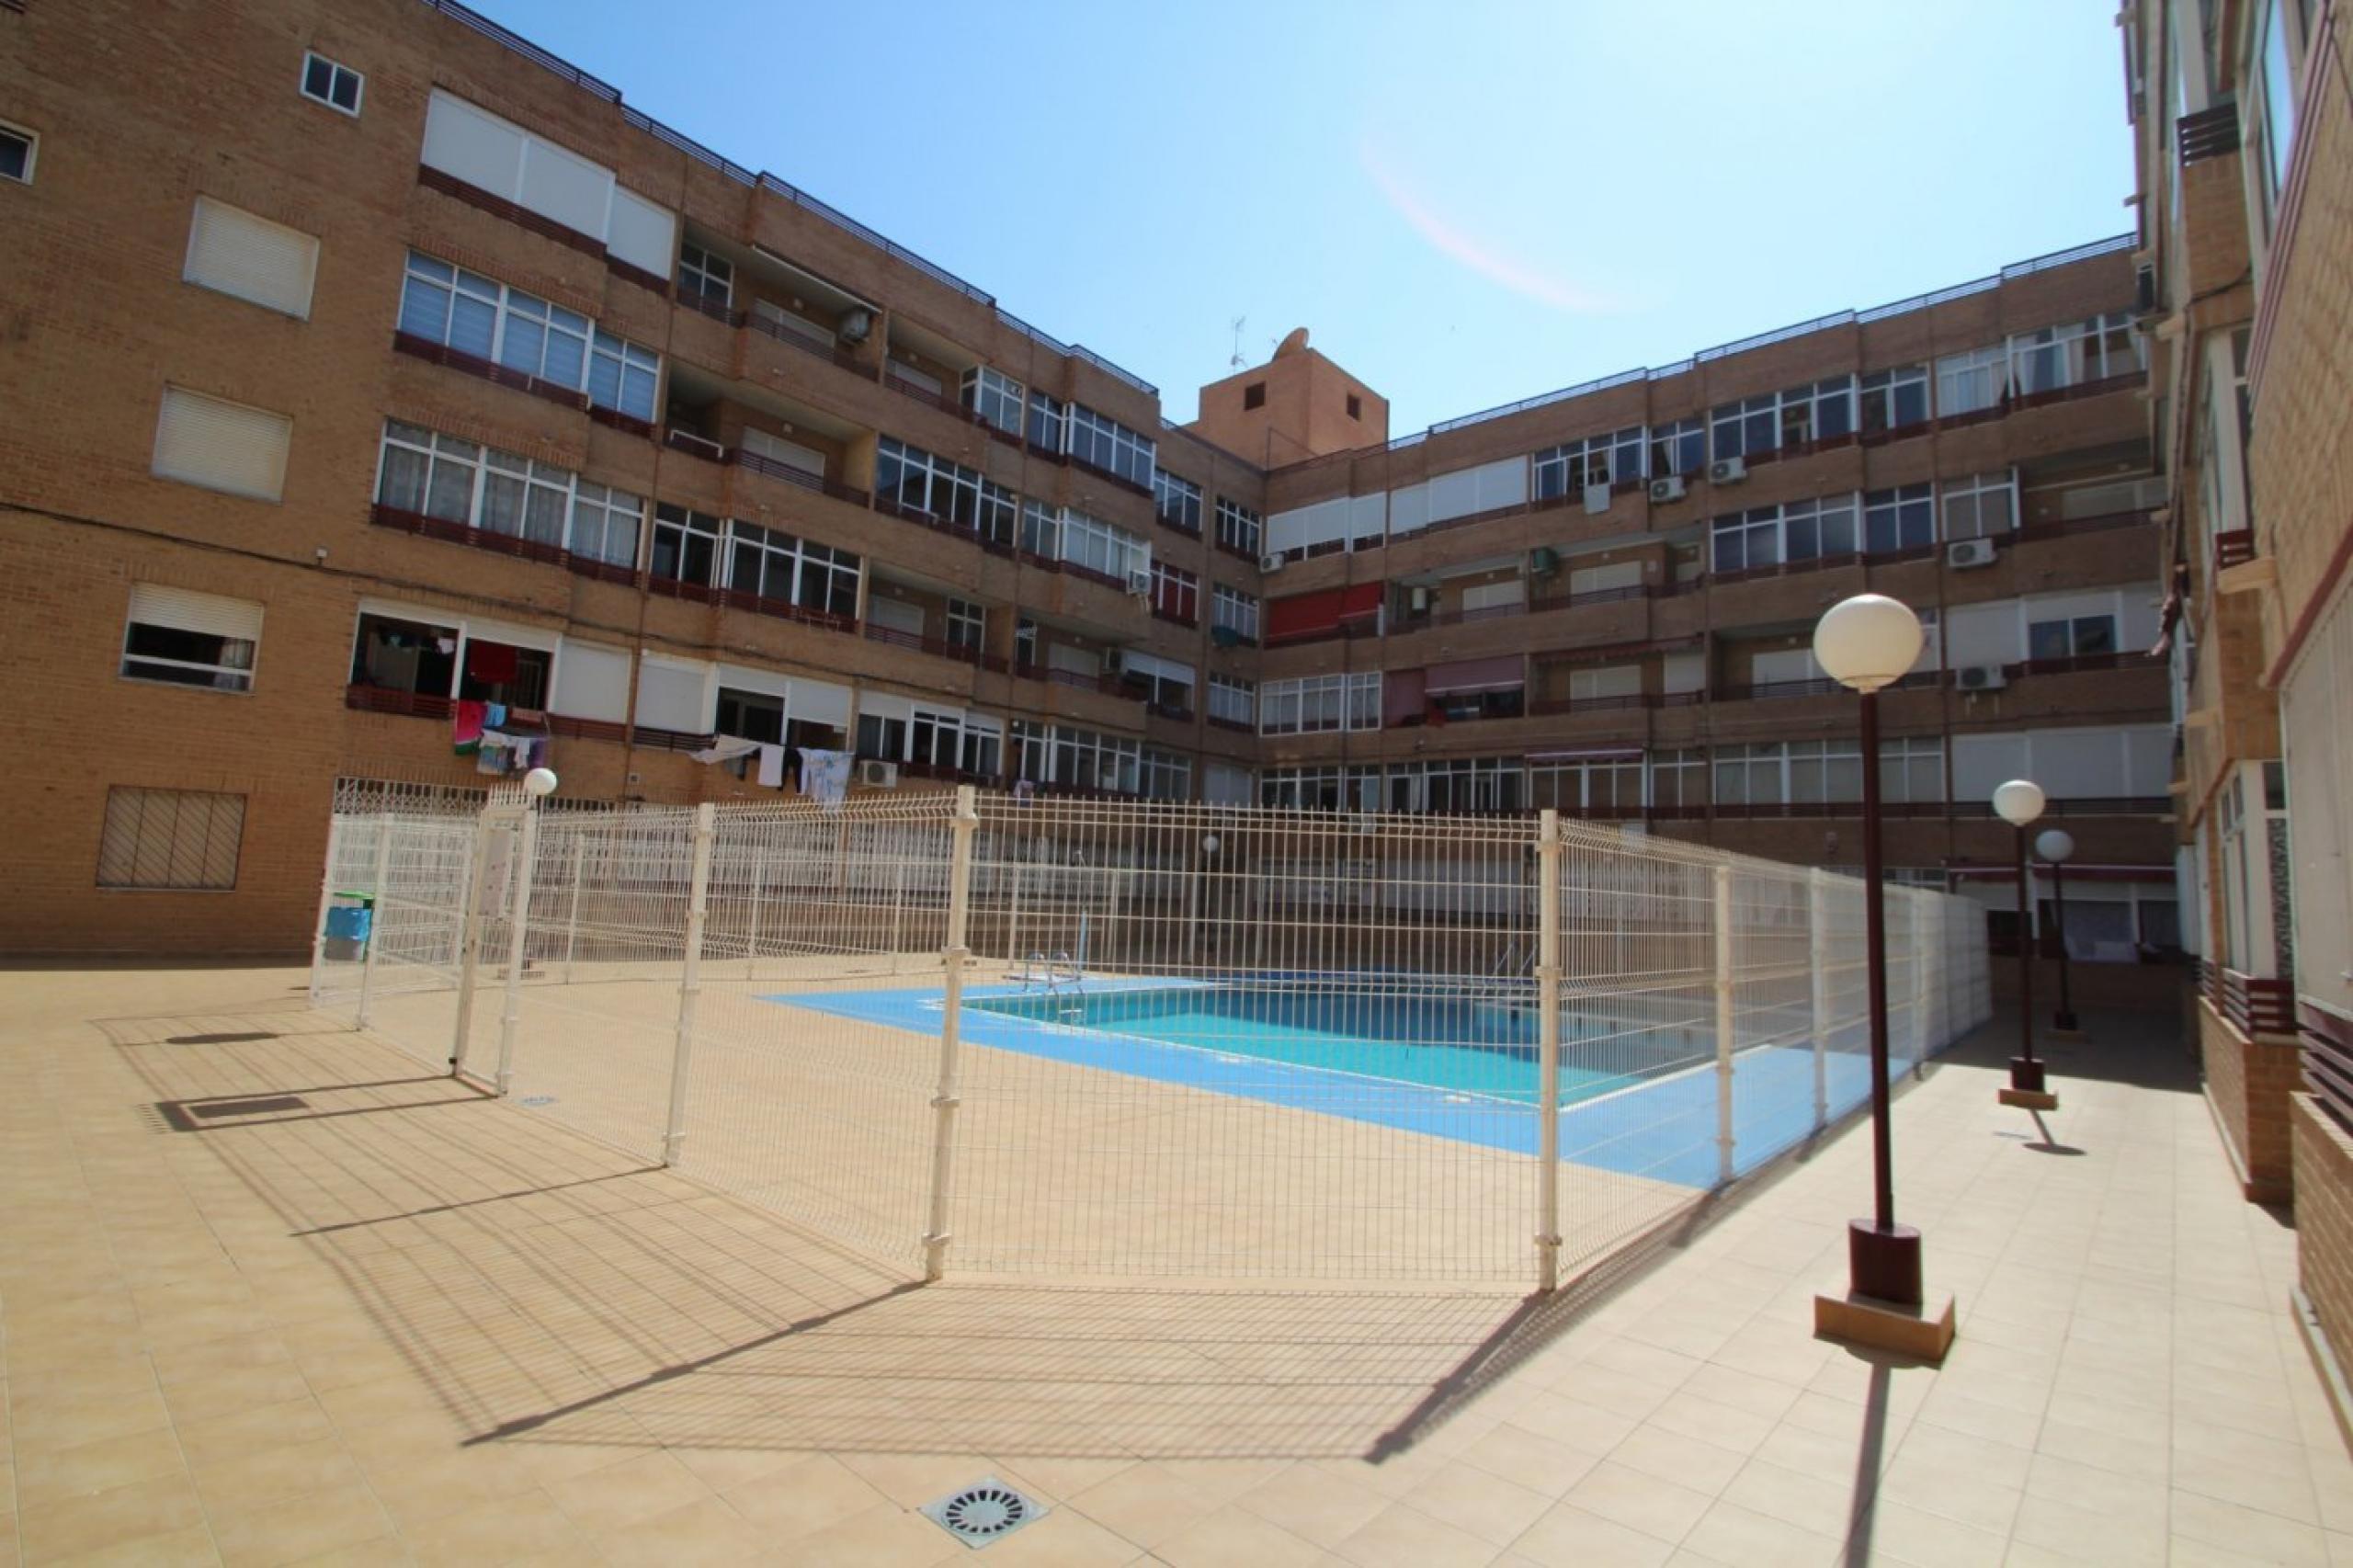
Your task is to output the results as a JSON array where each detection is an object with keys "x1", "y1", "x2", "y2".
[{"x1": 964, "y1": 983, "x2": 1693, "y2": 1107}]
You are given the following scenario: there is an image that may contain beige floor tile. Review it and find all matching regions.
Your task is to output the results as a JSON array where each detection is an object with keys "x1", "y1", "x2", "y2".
[
  {"x1": 1400, "y1": 1462, "x2": 1553, "y2": 1547},
  {"x1": 1456, "y1": 1424, "x2": 1600, "y2": 1497},
  {"x1": 1718, "y1": 1456, "x2": 1859, "y2": 1540},
  {"x1": 41, "y1": 1523, "x2": 221, "y2": 1567},
  {"x1": 1845, "y1": 1495, "x2": 2007, "y2": 1568},
  {"x1": 1232, "y1": 1461, "x2": 1392, "y2": 1547},
  {"x1": 1153, "y1": 1506, "x2": 1331, "y2": 1567},
  {"x1": 720, "y1": 1453, "x2": 890, "y2": 1535},
  {"x1": 12, "y1": 1428, "x2": 188, "y2": 1514},
  {"x1": 600, "y1": 1494, "x2": 771, "y2": 1566},
  {"x1": 782, "y1": 1501, "x2": 964, "y2": 1567},
  {"x1": 395, "y1": 1489, "x2": 592, "y2": 1566},
  {"x1": 1606, "y1": 1423, "x2": 1748, "y2": 1497},
  {"x1": 2171, "y1": 1488, "x2": 2333, "y2": 1566},
  {"x1": 172, "y1": 1401, "x2": 338, "y2": 1471},
  {"x1": 189, "y1": 1439, "x2": 362, "y2": 1518},
  {"x1": 1676, "y1": 1498, "x2": 1843, "y2": 1568},
  {"x1": 1331, "y1": 1499, "x2": 1499, "y2": 1567},
  {"x1": 207, "y1": 1483, "x2": 393, "y2": 1568},
  {"x1": 1506, "y1": 1500, "x2": 1675, "y2": 1568},
  {"x1": 540, "y1": 1449, "x2": 711, "y2": 1535},
  {"x1": 16, "y1": 1472, "x2": 207, "y2": 1564},
  {"x1": 2007, "y1": 1490, "x2": 2169, "y2": 1565},
  {"x1": 1561, "y1": 1460, "x2": 1712, "y2": 1545}
]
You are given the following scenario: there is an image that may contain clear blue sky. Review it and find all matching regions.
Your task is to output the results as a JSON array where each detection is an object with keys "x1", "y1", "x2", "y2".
[{"x1": 465, "y1": 0, "x2": 2135, "y2": 436}]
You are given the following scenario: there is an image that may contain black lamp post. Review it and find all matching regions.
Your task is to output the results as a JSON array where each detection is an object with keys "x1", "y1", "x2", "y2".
[
  {"x1": 1813, "y1": 592, "x2": 1927, "y2": 1308},
  {"x1": 2038, "y1": 829, "x2": 2079, "y2": 1032},
  {"x1": 1993, "y1": 780, "x2": 2048, "y2": 1096}
]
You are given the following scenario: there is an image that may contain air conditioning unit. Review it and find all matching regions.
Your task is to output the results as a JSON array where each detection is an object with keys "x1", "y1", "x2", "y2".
[
  {"x1": 1946, "y1": 538, "x2": 1998, "y2": 569},
  {"x1": 1127, "y1": 568, "x2": 1154, "y2": 597},
  {"x1": 1408, "y1": 585, "x2": 1432, "y2": 614},
  {"x1": 1956, "y1": 664, "x2": 2008, "y2": 692},
  {"x1": 836, "y1": 307, "x2": 873, "y2": 344},
  {"x1": 1528, "y1": 546, "x2": 1561, "y2": 576},
  {"x1": 1210, "y1": 624, "x2": 1242, "y2": 649},
  {"x1": 1708, "y1": 456, "x2": 1747, "y2": 485},
  {"x1": 856, "y1": 758, "x2": 898, "y2": 788},
  {"x1": 1648, "y1": 475, "x2": 1687, "y2": 504},
  {"x1": 1583, "y1": 483, "x2": 1612, "y2": 515},
  {"x1": 1258, "y1": 552, "x2": 1286, "y2": 573}
]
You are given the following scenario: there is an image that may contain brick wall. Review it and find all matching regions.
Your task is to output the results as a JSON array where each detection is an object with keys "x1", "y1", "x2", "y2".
[
  {"x1": 2294, "y1": 1095, "x2": 2353, "y2": 1381},
  {"x1": 2204, "y1": 999, "x2": 2301, "y2": 1201}
]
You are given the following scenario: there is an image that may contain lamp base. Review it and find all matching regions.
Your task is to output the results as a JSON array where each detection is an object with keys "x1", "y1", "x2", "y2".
[
  {"x1": 1814, "y1": 1287, "x2": 1957, "y2": 1363},
  {"x1": 1999, "y1": 1086, "x2": 2061, "y2": 1110},
  {"x1": 2007, "y1": 1057, "x2": 2046, "y2": 1094},
  {"x1": 1846, "y1": 1218, "x2": 1923, "y2": 1307},
  {"x1": 2051, "y1": 1011, "x2": 2084, "y2": 1040}
]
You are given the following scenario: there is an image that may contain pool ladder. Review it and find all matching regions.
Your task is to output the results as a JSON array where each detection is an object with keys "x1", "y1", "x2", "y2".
[{"x1": 1009, "y1": 950, "x2": 1084, "y2": 995}]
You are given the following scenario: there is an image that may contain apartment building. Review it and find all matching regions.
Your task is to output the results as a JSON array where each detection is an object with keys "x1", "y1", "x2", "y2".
[
  {"x1": 2125, "y1": 0, "x2": 2353, "y2": 1403},
  {"x1": 0, "y1": 0, "x2": 2177, "y2": 962}
]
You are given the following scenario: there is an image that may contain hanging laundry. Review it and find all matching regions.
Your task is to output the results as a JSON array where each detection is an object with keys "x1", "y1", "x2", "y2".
[
  {"x1": 452, "y1": 699, "x2": 487, "y2": 754},
  {"x1": 798, "y1": 747, "x2": 853, "y2": 810},
  {"x1": 524, "y1": 736, "x2": 551, "y2": 769},
  {"x1": 756, "y1": 744, "x2": 786, "y2": 789},
  {"x1": 475, "y1": 732, "x2": 511, "y2": 775},
  {"x1": 484, "y1": 701, "x2": 508, "y2": 729},
  {"x1": 466, "y1": 641, "x2": 517, "y2": 683},
  {"x1": 688, "y1": 737, "x2": 760, "y2": 765}
]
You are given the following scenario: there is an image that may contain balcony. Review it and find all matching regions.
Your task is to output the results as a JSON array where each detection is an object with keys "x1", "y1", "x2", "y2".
[
  {"x1": 2200, "y1": 958, "x2": 2295, "y2": 1036},
  {"x1": 863, "y1": 623, "x2": 1008, "y2": 674},
  {"x1": 1525, "y1": 690, "x2": 1704, "y2": 717},
  {"x1": 368, "y1": 504, "x2": 637, "y2": 586},
  {"x1": 2215, "y1": 528, "x2": 2257, "y2": 570},
  {"x1": 392, "y1": 331, "x2": 592, "y2": 417},
  {"x1": 745, "y1": 306, "x2": 868, "y2": 376},
  {"x1": 343, "y1": 685, "x2": 633, "y2": 746}
]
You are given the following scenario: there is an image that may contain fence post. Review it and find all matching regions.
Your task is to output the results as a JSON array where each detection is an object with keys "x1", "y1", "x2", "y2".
[
  {"x1": 563, "y1": 836, "x2": 585, "y2": 983},
  {"x1": 745, "y1": 850, "x2": 765, "y2": 982},
  {"x1": 1912, "y1": 892, "x2": 1932, "y2": 1074},
  {"x1": 493, "y1": 801, "x2": 541, "y2": 1096},
  {"x1": 1535, "y1": 811, "x2": 1564, "y2": 1292},
  {"x1": 358, "y1": 817, "x2": 394, "y2": 1028},
  {"x1": 307, "y1": 815, "x2": 343, "y2": 1007},
  {"x1": 1808, "y1": 867, "x2": 1830, "y2": 1131},
  {"x1": 1714, "y1": 863, "x2": 1736, "y2": 1186},
  {"x1": 890, "y1": 854, "x2": 905, "y2": 961},
  {"x1": 449, "y1": 812, "x2": 497, "y2": 1078},
  {"x1": 923, "y1": 786, "x2": 981, "y2": 1282},
  {"x1": 662, "y1": 803, "x2": 717, "y2": 1166}
]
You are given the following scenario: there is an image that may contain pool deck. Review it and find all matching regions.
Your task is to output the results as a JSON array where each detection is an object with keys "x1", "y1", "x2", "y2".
[{"x1": 6, "y1": 962, "x2": 2350, "y2": 1566}]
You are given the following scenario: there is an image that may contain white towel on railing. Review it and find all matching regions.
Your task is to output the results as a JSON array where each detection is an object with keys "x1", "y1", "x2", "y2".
[
  {"x1": 799, "y1": 748, "x2": 852, "y2": 809},
  {"x1": 756, "y1": 744, "x2": 786, "y2": 789}
]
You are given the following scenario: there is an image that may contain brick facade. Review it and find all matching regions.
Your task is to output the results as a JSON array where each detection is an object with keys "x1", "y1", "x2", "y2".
[{"x1": 2203, "y1": 999, "x2": 2302, "y2": 1202}]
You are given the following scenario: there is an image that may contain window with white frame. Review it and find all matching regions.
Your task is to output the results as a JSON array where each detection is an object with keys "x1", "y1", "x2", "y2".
[
  {"x1": 1530, "y1": 756, "x2": 1644, "y2": 812},
  {"x1": 1212, "y1": 584, "x2": 1259, "y2": 642},
  {"x1": 1261, "y1": 766, "x2": 1381, "y2": 812},
  {"x1": 1650, "y1": 747, "x2": 1707, "y2": 809},
  {"x1": 0, "y1": 121, "x2": 37, "y2": 184},
  {"x1": 1065, "y1": 403, "x2": 1156, "y2": 487},
  {"x1": 1051, "y1": 726, "x2": 1142, "y2": 793},
  {"x1": 2252, "y1": 0, "x2": 2302, "y2": 225},
  {"x1": 2027, "y1": 609, "x2": 2119, "y2": 663},
  {"x1": 1879, "y1": 736, "x2": 1944, "y2": 802},
  {"x1": 184, "y1": 199, "x2": 320, "y2": 318},
  {"x1": 153, "y1": 388, "x2": 292, "y2": 502},
  {"x1": 1935, "y1": 345, "x2": 2006, "y2": 416},
  {"x1": 1018, "y1": 499, "x2": 1059, "y2": 561},
  {"x1": 1714, "y1": 739, "x2": 1861, "y2": 805},
  {"x1": 2007, "y1": 313, "x2": 2143, "y2": 395},
  {"x1": 1057, "y1": 509, "x2": 1150, "y2": 583},
  {"x1": 1154, "y1": 469, "x2": 1203, "y2": 531},
  {"x1": 1142, "y1": 748, "x2": 1191, "y2": 801},
  {"x1": 946, "y1": 597, "x2": 984, "y2": 651},
  {"x1": 723, "y1": 520, "x2": 858, "y2": 619},
  {"x1": 1208, "y1": 674, "x2": 1256, "y2": 727},
  {"x1": 1863, "y1": 483, "x2": 1936, "y2": 553},
  {"x1": 1940, "y1": 471, "x2": 2018, "y2": 540},
  {"x1": 566, "y1": 481, "x2": 643, "y2": 568},
  {"x1": 650, "y1": 503, "x2": 722, "y2": 586},
  {"x1": 960, "y1": 367, "x2": 1025, "y2": 436},
  {"x1": 398, "y1": 252, "x2": 660, "y2": 419},
  {"x1": 1151, "y1": 560, "x2": 1199, "y2": 622},
  {"x1": 1711, "y1": 506, "x2": 1783, "y2": 572},
  {"x1": 1215, "y1": 497, "x2": 1263, "y2": 555},
  {"x1": 1711, "y1": 377, "x2": 1854, "y2": 460},
  {"x1": 1859, "y1": 365, "x2": 1929, "y2": 434},
  {"x1": 1390, "y1": 757, "x2": 1523, "y2": 814},
  {"x1": 1648, "y1": 417, "x2": 1705, "y2": 478},
  {"x1": 1534, "y1": 426, "x2": 1645, "y2": 499},
  {"x1": 678, "y1": 241, "x2": 732, "y2": 306},
  {"x1": 120, "y1": 585, "x2": 261, "y2": 693},
  {"x1": 373, "y1": 420, "x2": 640, "y2": 565},
  {"x1": 904, "y1": 706, "x2": 1001, "y2": 778},
  {"x1": 1026, "y1": 389, "x2": 1066, "y2": 452},
  {"x1": 301, "y1": 51, "x2": 364, "y2": 115},
  {"x1": 97, "y1": 787, "x2": 245, "y2": 891},
  {"x1": 876, "y1": 437, "x2": 988, "y2": 528},
  {"x1": 1780, "y1": 494, "x2": 1859, "y2": 561},
  {"x1": 1259, "y1": 673, "x2": 1378, "y2": 734}
]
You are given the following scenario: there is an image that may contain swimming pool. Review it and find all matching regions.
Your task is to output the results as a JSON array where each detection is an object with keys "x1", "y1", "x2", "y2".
[{"x1": 965, "y1": 983, "x2": 1701, "y2": 1107}]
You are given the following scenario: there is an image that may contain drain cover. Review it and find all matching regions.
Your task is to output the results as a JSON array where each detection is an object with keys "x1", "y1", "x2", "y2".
[{"x1": 920, "y1": 1479, "x2": 1045, "y2": 1548}]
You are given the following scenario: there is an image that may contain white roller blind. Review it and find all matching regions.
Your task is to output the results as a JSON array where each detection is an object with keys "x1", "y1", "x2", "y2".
[
  {"x1": 517, "y1": 138, "x2": 613, "y2": 239},
  {"x1": 716, "y1": 661, "x2": 790, "y2": 699},
  {"x1": 1953, "y1": 733, "x2": 2029, "y2": 802},
  {"x1": 1205, "y1": 762, "x2": 1253, "y2": 805},
  {"x1": 1750, "y1": 648, "x2": 1821, "y2": 685},
  {"x1": 183, "y1": 198, "x2": 319, "y2": 319},
  {"x1": 2022, "y1": 589, "x2": 2121, "y2": 627},
  {"x1": 127, "y1": 584, "x2": 262, "y2": 642},
  {"x1": 2125, "y1": 726, "x2": 2173, "y2": 795},
  {"x1": 633, "y1": 655, "x2": 711, "y2": 733},
  {"x1": 422, "y1": 90, "x2": 526, "y2": 199},
  {"x1": 1570, "y1": 560, "x2": 1643, "y2": 595},
  {"x1": 867, "y1": 596, "x2": 925, "y2": 635},
  {"x1": 1270, "y1": 497, "x2": 1348, "y2": 550},
  {"x1": 1460, "y1": 579, "x2": 1524, "y2": 612},
  {"x1": 1945, "y1": 602, "x2": 2018, "y2": 667},
  {"x1": 152, "y1": 387, "x2": 291, "y2": 502},
  {"x1": 1048, "y1": 642, "x2": 1097, "y2": 676},
  {"x1": 1123, "y1": 651, "x2": 1195, "y2": 685},
  {"x1": 1661, "y1": 651, "x2": 1706, "y2": 694},
  {"x1": 1427, "y1": 468, "x2": 1480, "y2": 523},
  {"x1": 791, "y1": 678, "x2": 851, "y2": 729},
  {"x1": 1474, "y1": 457, "x2": 1529, "y2": 511},
  {"x1": 551, "y1": 641, "x2": 630, "y2": 722},
  {"x1": 608, "y1": 187, "x2": 677, "y2": 275},
  {"x1": 741, "y1": 428, "x2": 825, "y2": 475},
  {"x1": 2029, "y1": 729, "x2": 2124, "y2": 797},
  {"x1": 1572, "y1": 665, "x2": 1642, "y2": 699},
  {"x1": 1347, "y1": 494, "x2": 1387, "y2": 547},
  {"x1": 856, "y1": 691, "x2": 914, "y2": 724},
  {"x1": 1390, "y1": 483, "x2": 1429, "y2": 535}
]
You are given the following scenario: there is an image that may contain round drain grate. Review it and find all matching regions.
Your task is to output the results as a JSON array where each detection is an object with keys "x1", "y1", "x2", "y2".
[{"x1": 922, "y1": 1479, "x2": 1045, "y2": 1547}]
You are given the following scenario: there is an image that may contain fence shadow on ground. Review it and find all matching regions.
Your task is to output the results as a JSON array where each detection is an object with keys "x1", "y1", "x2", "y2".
[{"x1": 104, "y1": 1014, "x2": 1626, "y2": 1461}]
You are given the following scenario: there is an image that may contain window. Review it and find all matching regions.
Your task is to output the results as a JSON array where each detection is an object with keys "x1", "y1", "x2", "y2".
[
  {"x1": 301, "y1": 51, "x2": 364, "y2": 116},
  {"x1": 717, "y1": 686, "x2": 785, "y2": 745},
  {"x1": 1880, "y1": 737, "x2": 1944, "y2": 803},
  {"x1": 1209, "y1": 674, "x2": 1256, "y2": 727},
  {"x1": 876, "y1": 437, "x2": 989, "y2": 528},
  {"x1": 456, "y1": 636, "x2": 549, "y2": 709},
  {"x1": 153, "y1": 388, "x2": 291, "y2": 502},
  {"x1": 1779, "y1": 494, "x2": 1859, "y2": 562},
  {"x1": 1346, "y1": 393, "x2": 1363, "y2": 420},
  {"x1": 1025, "y1": 389, "x2": 1066, "y2": 452},
  {"x1": 1215, "y1": 498, "x2": 1263, "y2": 556},
  {"x1": 1864, "y1": 483, "x2": 1936, "y2": 553},
  {"x1": 1243, "y1": 381, "x2": 1266, "y2": 410},
  {"x1": 1531, "y1": 756, "x2": 1644, "y2": 812},
  {"x1": 398, "y1": 252, "x2": 661, "y2": 420},
  {"x1": 2028, "y1": 613, "x2": 2119, "y2": 662},
  {"x1": 946, "y1": 597, "x2": 984, "y2": 651},
  {"x1": 97, "y1": 788, "x2": 245, "y2": 891},
  {"x1": 1649, "y1": 748, "x2": 1707, "y2": 810},
  {"x1": 2007, "y1": 313, "x2": 2142, "y2": 396},
  {"x1": 678, "y1": 241, "x2": 732, "y2": 306},
  {"x1": 1260, "y1": 673, "x2": 1379, "y2": 734},
  {"x1": 1154, "y1": 470, "x2": 1203, "y2": 532},
  {"x1": 567, "y1": 481, "x2": 643, "y2": 568},
  {"x1": 1055, "y1": 509, "x2": 1150, "y2": 584},
  {"x1": 1859, "y1": 365, "x2": 1928, "y2": 435},
  {"x1": 1935, "y1": 346, "x2": 2006, "y2": 416},
  {"x1": 1534, "y1": 426, "x2": 1645, "y2": 499},
  {"x1": 121, "y1": 585, "x2": 261, "y2": 692},
  {"x1": 651, "y1": 503, "x2": 722, "y2": 586},
  {"x1": 1390, "y1": 757, "x2": 1523, "y2": 814},
  {"x1": 184, "y1": 199, "x2": 320, "y2": 318},
  {"x1": 349, "y1": 611, "x2": 455, "y2": 698},
  {"x1": 1711, "y1": 378, "x2": 1854, "y2": 462},
  {"x1": 1212, "y1": 584, "x2": 1259, "y2": 642},
  {"x1": 960, "y1": 367, "x2": 1025, "y2": 437},
  {"x1": 1142, "y1": 749, "x2": 1192, "y2": 801},
  {"x1": 1716, "y1": 742, "x2": 1860, "y2": 804},
  {"x1": 907, "y1": 708, "x2": 1001, "y2": 778},
  {"x1": 1066, "y1": 404, "x2": 1156, "y2": 486},
  {"x1": 1048, "y1": 726, "x2": 1142, "y2": 793},
  {"x1": 1151, "y1": 561, "x2": 1199, "y2": 623},
  {"x1": 1711, "y1": 506, "x2": 1783, "y2": 573},
  {"x1": 1940, "y1": 471, "x2": 2017, "y2": 540},
  {"x1": 0, "y1": 122, "x2": 34, "y2": 184},
  {"x1": 2255, "y1": 0, "x2": 2300, "y2": 219},
  {"x1": 1648, "y1": 418, "x2": 1705, "y2": 478},
  {"x1": 375, "y1": 419, "x2": 640, "y2": 563},
  {"x1": 723, "y1": 521, "x2": 859, "y2": 618},
  {"x1": 1261, "y1": 766, "x2": 1380, "y2": 812}
]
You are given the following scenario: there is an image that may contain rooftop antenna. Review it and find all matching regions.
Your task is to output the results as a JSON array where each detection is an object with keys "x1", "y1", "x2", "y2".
[{"x1": 1227, "y1": 315, "x2": 1247, "y2": 368}]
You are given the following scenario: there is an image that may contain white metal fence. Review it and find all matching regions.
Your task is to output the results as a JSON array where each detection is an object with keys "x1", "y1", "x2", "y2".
[{"x1": 311, "y1": 790, "x2": 1991, "y2": 1286}]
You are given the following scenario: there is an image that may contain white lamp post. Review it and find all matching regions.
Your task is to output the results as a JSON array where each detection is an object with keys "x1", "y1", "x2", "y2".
[
  {"x1": 1993, "y1": 779, "x2": 2050, "y2": 1100},
  {"x1": 2036, "y1": 827, "x2": 2078, "y2": 1033},
  {"x1": 1813, "y1": 593, "x2": 1926, "y2": 1309}
]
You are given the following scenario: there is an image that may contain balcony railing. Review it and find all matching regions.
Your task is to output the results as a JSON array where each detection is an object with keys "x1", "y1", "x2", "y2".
[
  {"x1": 2215, "y1": 528, "x2": 2257, "y2": 570},
  {"x1": 733, "y1": 448, "x2": 870, "y2": 507},
  {"x1": 2178, "y1": 103, "x2": 2244, "y2": 167},
  {"x1": 2302, "y1": 1000, "x2": 2353, "y2": 1136},
  {"x1": 678, "y1": 290, "x2": 745, "y2": 329},
  {"x1": 368, "y1": 504, "x2": 638, "y2": 585},
  {"x1": 862, "y1": 623, "x2": 1008, "y2": 673},
  {"x1": 745, "y1": 308, "x2": 868, "y2": 374},
  {"x1": 1014, "y1": 664, "x2": 1133, "y2": 699},
  {"x1": 2201, "y1": 959, "x2": 2296, "y2": 1037},
  {"x1": 663, "y1": 426, "x2": 727, "y2": 462},
  {"x1": 1147, "y1": 701, "x2": 1194, "y2": 723},
  {"x1": 392, "y1": 331, "x2": 590, "y2": 415}
]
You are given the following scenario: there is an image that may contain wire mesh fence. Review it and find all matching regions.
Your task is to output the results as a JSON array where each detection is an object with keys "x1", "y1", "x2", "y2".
[{"x1": 312, "y1": 789, "x2": 1993, "y2": 1286}]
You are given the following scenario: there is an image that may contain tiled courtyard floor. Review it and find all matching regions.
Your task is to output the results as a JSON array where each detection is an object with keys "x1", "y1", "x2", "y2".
[{"x1": 4, "y1": 963, "x2": 2349, "y2": 1565}]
